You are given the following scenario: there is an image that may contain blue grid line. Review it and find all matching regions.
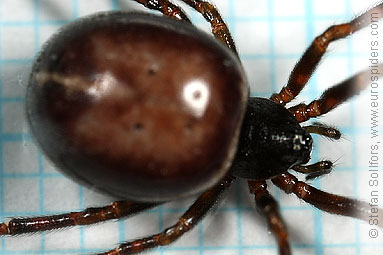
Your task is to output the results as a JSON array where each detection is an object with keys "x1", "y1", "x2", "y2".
[
  {"x1": 345, "y1": 1, "x2": 361, "y2": 255},
  {"x1": 0, "y1": 1, "x2": 4, "y2": 254}
]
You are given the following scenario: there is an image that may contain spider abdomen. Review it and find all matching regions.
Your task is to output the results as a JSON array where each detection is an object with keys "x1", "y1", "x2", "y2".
[{"x1": 26, "y1": 12, "x2": 248, "y2": 202}]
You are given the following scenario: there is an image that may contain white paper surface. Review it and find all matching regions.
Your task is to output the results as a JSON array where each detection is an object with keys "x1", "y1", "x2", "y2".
[{"x1": 0, "y1": 0, "x2": 382, "y2": 255}]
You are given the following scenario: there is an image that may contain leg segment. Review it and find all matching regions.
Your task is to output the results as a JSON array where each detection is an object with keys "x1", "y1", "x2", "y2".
[
  {"x1": 292, "y1": 160, "x2": 333, "y2": 180},
  {"x1": 133, "y1": 0, "x2": 238, "y2": 54},
  {"x1": 0, "y1": 201, "x2": 158, "y2": 235},
  {"x1": 303, "y1": 123, "x2": 341, "y2": 140},
  {"x1": 248, "y1": 180, "x2": 291, "y2": 255},
  {"x1": 180, "y1": 0, "x2": 238, "y2": 55},
  {"x1": 99, "y1": 175, "x2": 236, "y2": 255},
  {"x1": 272, "y1": 173, "x2": 383, "y2": 227},
  {"x1": 132, "y1": 0, "x2": 191, "y2": 22},
  {"x1": 270, "y1": 4, "x2": 383, "y2": 105},
  {"x1": 288, "y1": 64, "x2": 383, "y2": 122}
]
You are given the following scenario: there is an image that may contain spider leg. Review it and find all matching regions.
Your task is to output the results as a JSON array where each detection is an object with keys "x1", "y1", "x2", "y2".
[
  {"x1": 270, "y1": 3, "x2": 383, "y2": 105},
  {"x1": 180, "y1": 0, "x2": 238, "y2": 55},
  {"x1": 0, "y1": 201, "x2": 158, "y2": 235},
  {"x1": 292, "y1": 160, "x2": 333, "y2": 180},
  {"x1": 98, "y1": 175, "x2": 235, "y2": 255},
  {"x1": 132, "y1": 0, "x2": 191, "y2": 22},
  {"x1": 288, "y1": 64, "x2": 383, "y2": 122},
  {"x1": 132, "y1": 0, "x2": 237, "y2": 54},
  {"x1": 303, "y1": 123, "x2": 341, "y2": 140},
  {"x1": 248, "y1": 180, "x2": 291, "y2": 255},
  {"x1": 272, "y1": 172, "x2": 383, "y2": 228}
]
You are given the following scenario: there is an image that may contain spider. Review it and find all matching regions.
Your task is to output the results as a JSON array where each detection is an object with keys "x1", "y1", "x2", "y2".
[{"x1": 0, "y1": 0, "x2": 382, "y2": 255}]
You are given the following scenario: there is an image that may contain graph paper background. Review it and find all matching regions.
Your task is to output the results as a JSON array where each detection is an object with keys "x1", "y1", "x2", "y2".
[{"x1": 0, "y1": 0, "x2": 382, "y2": 254}]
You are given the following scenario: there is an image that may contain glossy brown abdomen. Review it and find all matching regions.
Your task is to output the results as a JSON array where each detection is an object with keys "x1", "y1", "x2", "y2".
[{"x1": 27, "y1": 12, "x2": 248, "y2": 202}]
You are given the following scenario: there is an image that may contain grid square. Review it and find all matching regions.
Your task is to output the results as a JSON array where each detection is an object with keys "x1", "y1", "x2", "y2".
[
  {"x1": 44, "y1": 177, "x2": 80, "y2": 212},
  {"x1": 242, "y1": 59, "x2": 272, "y2": 94},
  {"x1": 274, "y1": 58, "x2": 298, "y2": 92},
  {"x1": 353, "y1": 85, "x2": 375, "y2": 130},
  {"x1": 42, "y1": 156, "x2": 60, "y2": 174},
  {"x1": 0, "y1": 0, "x2": 35, "y2": 22},
  {"x1": 204, "y1": 250, "x2": 240, "y2": 255},
  {"x1": 4, "y1": 234, "x2": 42, "y2": 252},
  {"x1": 324, "y1": 247, "x2": 357, "y2": 255},
  {"x1": 355, "y1": 134, "x2": 374, "y2": 169},
  {"x1": 235, "y1": 21, "x2": 270, "y2": 55},
  {"x1": 83, "y1": 221, "x2": 120, "y2": 250},
  {"x1": 274, "y1": 21, "x2": 307, "y2": 54},
  {"x1": 361, "y1": 247, "x2": 383, "y2": 255},
  {"x1": 320, "y1": 171, "x2": 355, "y2": 197},
  {"x1": 4, "y1": 178, "x2": 40, "y2": 213},
  {"x1": 82, "y1": 185, "x2": 116, "y2": 208},
  {"x1": 350, "y1": 0, "x2": 378, "y2": 13},
  {"x1": 125, "y1": 212, "x2": 160, "y2": 239},
  {"x1": 2, "y1": 102, "x2": 28, "y2": 134},
  {"x1": 241, "y1": 210, "x2": 274, "y2": 246},
  {"x1": 44, "y1": 227, "x2": 82, "y2": 250},
  {"x1": 77, "y1": 1, "x2": 113, "y2": 17},
  {"x1": 284, "y1": 210, "x2": 315, "y2": 245},
  {"x1": 39, "y1": 0, "x2": 75, "y2": 21},
  {"x1": 322, "y1": 213, "x2": 357, "y2": 244},
  {"x1": 234, "y1": 0, "x2": 268, "y2": 18},
  {"x1": 1, "y1": 64, "x2": 30, "y2": 98},
  {"x1": 243, "y1": 249, "x2": 278, "y2": 255},
  {"x1": 202, "y1": 211, "x2": 239, "y2": 247},
  {"x1": 164, "y1": 251, "x2": 199, "y2": 255},
  {"x1": 315, "y1": 58, "x2": 350, "y2": 92},
  {"x1": 3, "y1": 141, "x2": 39, "y2": 174},
  {"x1": 0, "y1": 26, "x2": 36, "y2": 59},
  {"x1": 274, "y1": 0, "x2": 305, "y2": 17},
  {"x1": 313, "y1": 0, "x2": 347, "y2": 16},
  {"x1": 318, "y1": 135, "x2": 353, "y2": 168},
  {"x1": 291, "y1": 249, "x2": 315, "y2": 255}
]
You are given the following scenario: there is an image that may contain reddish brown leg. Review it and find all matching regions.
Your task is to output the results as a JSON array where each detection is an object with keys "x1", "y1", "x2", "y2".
[
  {"x1": 270, "y1": 4, "x2": 383, "y2": 105},
  {"x1": 132, "y1": 0, "x2": 237, "y2": 54},
  {"x1": 288, "y1": 64, "x2": 383, "y2": 122},
  {"x1": 99, "y1": 175, "x2": 235, "y2": 255},
  {"x1": 132, "y1": 0, "x2": 191, "y2": 22},
  {"x1": 0, "y1": 201, "x2": 158, "y2": 235},
  {"x1": 272, "y1": 173, "x2": 383, "y2": 227},
  {"x1": 248, "y1": 180, "x2": 291, "y2": 255},
  {"x1": 180, "y1": 0, "x2": 238, "y2": 55}
]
